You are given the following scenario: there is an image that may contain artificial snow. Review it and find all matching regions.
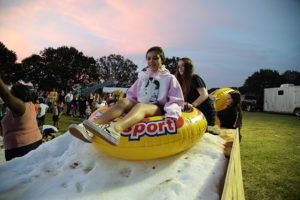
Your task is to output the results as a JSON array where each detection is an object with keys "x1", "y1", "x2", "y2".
[{"x1": 0, "y1": 130, "x2": 228, "y2": 200}]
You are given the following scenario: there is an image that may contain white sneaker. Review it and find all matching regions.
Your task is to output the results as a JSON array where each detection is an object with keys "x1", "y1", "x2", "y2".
[
  {"x1": 69, "y1": 124, "x2": 94, "y2": 143},
  {"x1": 83, "y1": 120, "x2": 120, "y2": 145}
]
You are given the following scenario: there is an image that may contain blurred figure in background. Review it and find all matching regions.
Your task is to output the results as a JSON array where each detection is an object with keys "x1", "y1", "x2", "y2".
[
  {"x1": 47, "y1": 88, "x2": 58, "y2": 112},
  {"x1": 71, "y1": 93, "x2": 79, "y2": 117},
  {"x1": 85, "y1": 105, "x2": 92, "y2": 119},
  {"x1": 52, "y1": 101, "x2": 61, "y2": 129},
  {"x1": 107, "y1": 90, "x2": 125, "y2": 107},
  {"x1": 31, "y1": 88, "x2": 39, "y2": 103},
  {"x1": 58, "y1": 90, "x2": 65, "y2": 114},
  {"x1": 34, "y1": 99, "x2": 40, "y2": 117},
  {"x1": 65, "y1": 91, "x2": 73, "y2": 116},
  {"x1": 37, "y1": 98, "x2": 49, "y2": 126},
  {"x1": 79, "y1": 95, "x2": 87, "y2": 118}
]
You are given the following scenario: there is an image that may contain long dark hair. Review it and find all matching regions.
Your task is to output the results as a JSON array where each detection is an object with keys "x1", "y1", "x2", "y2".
[
  {"x1": 146, "y1": 46, "x2": 166, "y2": 64},
  {"x1": 228, "y1": 90, "x2": 243, "y2": 129},
  {"x1": 175, "y1": 57, "x2": 194, "y2": 101},
  {"x1": 11, "y1": 84, "x2": 33, "y2": 103}
]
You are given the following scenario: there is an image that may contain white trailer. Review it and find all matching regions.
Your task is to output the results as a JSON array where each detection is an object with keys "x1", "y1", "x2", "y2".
[{"x1": 264, "y1": 85, "x2": 300, "y2": 116}]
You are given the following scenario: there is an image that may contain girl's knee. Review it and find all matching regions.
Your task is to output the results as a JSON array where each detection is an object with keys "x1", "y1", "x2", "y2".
[
  {"x1": 115, "y1": 98, "x2": 133, "y2": 109},
  {"x1": 133, "y1": 103, "x2": 144, "y2": 110}
]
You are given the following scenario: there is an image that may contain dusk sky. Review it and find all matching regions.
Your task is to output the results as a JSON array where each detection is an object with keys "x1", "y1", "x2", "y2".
[{"x1": 1, "y1": 0, "x2": 300, "y2": 88}]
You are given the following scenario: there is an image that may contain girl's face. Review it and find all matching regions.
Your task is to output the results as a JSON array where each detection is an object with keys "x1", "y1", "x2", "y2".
[
  {"x1": 226, "y1": 94, "x2": 233, "y2": 106},
  {"x1": 147, "y1": 51, "x2": 162, "y2": 72},
  {"x1": 177, "y1": 60, "x2": 185, "y2": 75}
]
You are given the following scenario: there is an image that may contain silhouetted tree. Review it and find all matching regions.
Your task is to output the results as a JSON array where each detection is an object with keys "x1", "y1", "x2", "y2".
[
  {"x1": 22, "y1": 46, "x2": 98, "y2": 90},
  {"x1": 0, "y1": 41, "x2": 23, "y2": 84},
  {"x1": 96, "y1": 54, "x2": 138, "y2": 88},
  {"x1": 22, "y1": 54, "x2": 43, "y2": 87},
  {"x1": 239, "y1": 69, "x2": 285, "y2": 110},
  {"x1": 281, "y1": 70, "x2": 300, "y2": 85}
]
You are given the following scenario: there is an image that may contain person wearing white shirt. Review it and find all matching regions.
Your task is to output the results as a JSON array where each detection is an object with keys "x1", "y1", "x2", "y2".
[
  {"x1": 65, "y1": 91, "x2": 73, "y2": 115},
  {"x1": 37, "y1": 99, "x2": 49, "y2": 126}
]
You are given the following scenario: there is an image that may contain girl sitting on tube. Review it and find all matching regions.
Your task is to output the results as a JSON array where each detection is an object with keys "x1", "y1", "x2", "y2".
[{"x1": 69, "y1": 46, "x2": 184, "y2": 145}]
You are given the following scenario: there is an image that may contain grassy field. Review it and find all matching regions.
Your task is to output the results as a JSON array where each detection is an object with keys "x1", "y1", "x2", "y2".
[
  {"x1": 241, "y1": 112, "x2": 300, "y2": 200},
  {"x1": 43, "y1": 111, "x2": 300, "y2": 200}
]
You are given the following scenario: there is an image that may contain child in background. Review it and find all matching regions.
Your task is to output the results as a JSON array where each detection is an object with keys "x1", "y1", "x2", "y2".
[
  {"x1": 37, "y1": 99, "x2": 49, "y2": 126},
  {"x1": 52, "y1": 101, "x2": 60, "y2": 129},
  {"x1": 34, "y1": 99, "x2": 39, "y2": 117},
  {"x1": 85, "y1": 105, "x2": 92, "y2": 119}
]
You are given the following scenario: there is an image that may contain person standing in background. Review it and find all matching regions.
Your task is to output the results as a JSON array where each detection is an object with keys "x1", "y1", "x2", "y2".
[
  {"x1": 31, "y1": 88, "x2": 39, "y2": 103},
  {"x1": 65, "y1": 91, "x2": 73, "y2": 116},
  {"x1": 71, "y1": 93, "x2": 79, "y2": 118},
  {"x1": 48, "y1": 88, "x2": 58, "y2": 112},
  {"x1": 37, "y1": 99, "x2": 49, "y2": 126},
  {"x1": 58, "y1": 90, "x2": 65, "y2": 114},
  {"x1": 85, "y1": 105, "x2": 92, "y2": 119},
  {"x1": 34, "y1": 99, "x2": 39, "y2": 117},
  {"x1": 52, "y1": 101, "x2": 61, "y2": 129},
  {"x1": 79, "y1": 95, "x2": 87, "y2": 118}
]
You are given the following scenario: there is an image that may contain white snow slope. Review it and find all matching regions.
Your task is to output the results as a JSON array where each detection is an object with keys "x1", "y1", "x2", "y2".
[{"x1": 0, "y1": 131, "x2": 227, "y2": 200}]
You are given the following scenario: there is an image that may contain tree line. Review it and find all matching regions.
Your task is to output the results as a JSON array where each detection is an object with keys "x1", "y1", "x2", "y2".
[
  {"x1": 0, "y1": 41, "x2": 182, "y2": 91},
  {"x1": 239, "y1": 69, "x2": 300, "y2": 110},
  {"x1": 1, "y1": 40, "x2": 299, "y2": 101}
]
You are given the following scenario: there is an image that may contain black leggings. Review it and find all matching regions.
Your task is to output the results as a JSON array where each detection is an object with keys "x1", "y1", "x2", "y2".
[
  {"x1": 201, "y1": 109, "x2": 217, "y2": 126},
  {"x1": 5, "y1": 139, "x2": 42, "y2": 161}
]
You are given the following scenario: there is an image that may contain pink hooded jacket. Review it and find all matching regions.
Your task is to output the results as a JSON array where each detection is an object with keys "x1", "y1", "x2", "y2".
[{"x1": 126, "y1": 65, "x2": 184, "y2": 119}]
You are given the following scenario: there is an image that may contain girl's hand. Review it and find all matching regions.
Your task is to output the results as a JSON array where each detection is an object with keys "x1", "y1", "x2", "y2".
[
  {"x1": 210, "y1": 95, "x2": 219, "y2": 101},
  {"x1": 183, "y1": 103, "x2": 194, "y2": 112},
  {"x1": 165, "y1": 117, "x2": 176, "y2": 122}
]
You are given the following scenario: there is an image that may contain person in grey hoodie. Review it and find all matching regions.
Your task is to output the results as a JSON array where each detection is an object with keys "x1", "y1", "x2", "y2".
[{"x1": 69, "y1": 46, "x2": 184, "y2": 145}]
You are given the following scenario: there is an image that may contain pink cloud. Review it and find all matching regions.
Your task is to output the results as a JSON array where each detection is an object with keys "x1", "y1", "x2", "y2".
[
  {"x1": 0, "y1": 29, "x2": 39, "y2": 61},
  {"x1": 0, "y1": 0, "x2": 215, "y2": 60}
]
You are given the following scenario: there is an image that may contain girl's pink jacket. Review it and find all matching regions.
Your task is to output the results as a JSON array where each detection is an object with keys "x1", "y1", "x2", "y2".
[{"x1": 126, "y1": 65, "x2": 184, "y2": 119}]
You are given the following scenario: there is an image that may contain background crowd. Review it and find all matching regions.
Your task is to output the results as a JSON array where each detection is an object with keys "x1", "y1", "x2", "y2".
[
  {"x1": 1, "y1": 88, "x2": 125, "y2": 136},
  {"x1": 35, "y1": 89, "x2": 125, "y2": 126}
]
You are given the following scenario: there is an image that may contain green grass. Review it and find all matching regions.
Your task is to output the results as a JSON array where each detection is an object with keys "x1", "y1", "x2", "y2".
[
  {"x1": 43, "y1": 111, "x2": 300, "y2": 200},
  {"x1": 241, "y1": 112, "x2": 300, "y2": 200}
]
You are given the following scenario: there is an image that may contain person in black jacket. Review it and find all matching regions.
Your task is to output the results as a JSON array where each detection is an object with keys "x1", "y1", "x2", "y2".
[
  {"x1": 78, "y1": 95, "x2": 87, "y2": 118},
  {"x1": 217, "y1": 90, "x2": 243, "y2": 141}
]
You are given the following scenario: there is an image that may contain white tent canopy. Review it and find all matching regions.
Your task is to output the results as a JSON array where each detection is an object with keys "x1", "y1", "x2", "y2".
[{"x1": 103, "y1": 87, "x2": 128, "y2": 93}]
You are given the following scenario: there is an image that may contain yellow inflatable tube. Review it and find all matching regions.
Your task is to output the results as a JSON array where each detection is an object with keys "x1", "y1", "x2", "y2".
[
  {"x1": 209, "y1": 88, "x2": 234, "y2": 126},
  {"x1": 89, "y1": 105, "x2": 207, "y2": 160}
]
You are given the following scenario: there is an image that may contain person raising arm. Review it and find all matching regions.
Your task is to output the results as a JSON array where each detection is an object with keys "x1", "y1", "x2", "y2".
[{"x1": 0, "y1": 77, "x2": 42, "y2": 161}]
